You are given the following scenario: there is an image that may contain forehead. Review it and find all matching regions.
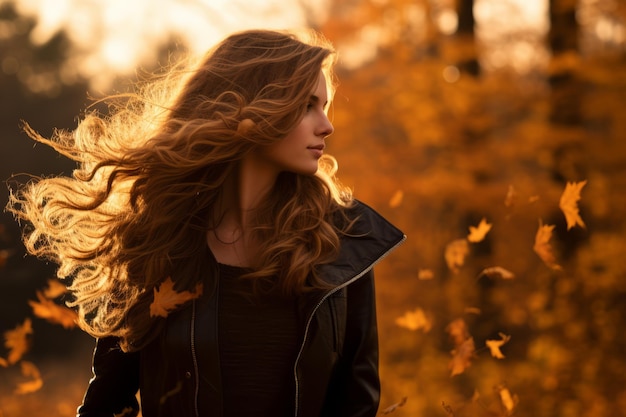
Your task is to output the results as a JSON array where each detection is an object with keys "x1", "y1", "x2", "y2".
[{"x1": 312, "y1": 71, "x2": 329, "y2": 100}]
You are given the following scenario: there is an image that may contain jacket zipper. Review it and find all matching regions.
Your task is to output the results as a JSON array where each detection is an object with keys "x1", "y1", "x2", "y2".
[
  {"x1": 292, "y1": 235, "x2": 406, "y2": 416},
  {"x1": 191, "y1": 299, "x2": 200, "y2": 417}
]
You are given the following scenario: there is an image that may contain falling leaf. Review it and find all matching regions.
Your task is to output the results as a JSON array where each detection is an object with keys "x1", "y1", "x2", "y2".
[
  {"x1": 388, "y1": 190, "x2": 404, "y2": 208},
  {"x1": 449, "y1": 337, "x2": 475, "y2": 376},
  {"x1": 533, "y1": 221, "x2": 562, "y2": 270},
  {"x1": 446, "y1": 319, "x2": 470, "y2": 346},
  {"x1": 150, "y1": 277, "x2": 203, "y2": 318},
  {"x1": 395, "y1": 308, "x2": 432, "y2": 332},
  {"x1": 559, "y1": 180, "x2": 587, "y2": 230},
  {"x1": 29, "y1": 291, "x2": 78, "y2": 329},
  {"x1": 0, "y1": 249, "x2": 12, "y2": 268},
  {"x1": 417, "y1": 268, "x2": 434, "y2": 280},
  {"x1": 445, "y1": 239, "x2": 469, "y2": 274},
  {"x1": 14, "y1": 360, "x2": 43, "y2": 394},
  {"x1": 467, "y1": 218, "x2": 492, "y2": 243},
  {"x1": 42, "y1": 278, "x2": 69, "y2": 299},
  {"x1": 442, "y1": 401, "x2": 455, "y2": 416},
  {"x1": 495, "y1": 384, "x2": 518, "y2": 415},
  {"x1": 464, "y1": 307, "x2": 481, "y2": 315},
  {"x1": 380, "y1": 397, "x2": 407, "y2": 414},
  {"x1": 504, "y1": 184, "x2": 516, "y2": 207},
  {"x1": 528, "y1": 195, "x2": 540, "y2": 204},
  {"x1": 4, "y1": 318, "x2": 33, "y2": 365},
  {"x1": 486, "y1": 333, "x2": 511, "y2": 359},
  {"x1": 478, "y1": 266, "x2": 515, "y2": 280},
  {"x1": 0, "y1": 356, "x2": 8, "y2": 367}
]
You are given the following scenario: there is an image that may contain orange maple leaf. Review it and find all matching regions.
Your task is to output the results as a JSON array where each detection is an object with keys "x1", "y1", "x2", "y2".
[
  {"x1": 14, "y1": 360, "x2": 43, "y2": 395},
  {"x1": 29, "y1": 291, "x2": 78, "y2": 329},
  {"x1": 486, "y1": 332, "x2": 511, "y2": 359},
  {"x1": 449, "y1": 337, "x2": 475, "y2": 376},
  {"x1": 395, "y1": 308, "x2": 432, "y2": 332},
  {"x1": 445, "y1": 239, "x2": 469, "y2": 274},
  {"x1": 533, "y1": 221, "x2": 562, "y2": 270},
  {"x1": 150, "y1": 277, "x2": 203, "y2": 318},
  {"x1": 4, "y1": 318, "x2": 33, "y2": 365},
  {"x1": 495, "y1": 383, "x2": 518, "y2": 415},
  {"x1": 388, "y1": 190, "x2": 404, "y2": 208},
  {"x1": 559, "y1": 180, "x2": 587, "y2": 230},
  {"x1": 467, "y1": 218, "x2": 492, "y2": 243},
  {"x1": 42, "y1": 278, "x2": 68, "y2": 299},
  {"x1": 446, "y1": 318, "x2": 470, "y2": 346}
]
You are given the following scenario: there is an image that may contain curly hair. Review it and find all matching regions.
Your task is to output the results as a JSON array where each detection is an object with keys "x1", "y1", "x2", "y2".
[{"x1": 7, "y1": 29, "x2": 354, "y2": 351}]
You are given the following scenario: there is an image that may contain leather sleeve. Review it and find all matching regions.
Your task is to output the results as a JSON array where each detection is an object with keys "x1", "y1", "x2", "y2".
[
  {"x1": 76, "y1": 336, "x2": 140, "y2": 417},
  {"x1": 324, "y1": 269, "x2": 380, "y2": 417}
]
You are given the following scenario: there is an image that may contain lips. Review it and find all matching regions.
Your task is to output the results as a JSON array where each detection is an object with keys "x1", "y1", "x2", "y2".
[
  {"x1": 307, "y1": 144, "x2": 325, "y2": 151},
  {"x1": 307, "y1": 144, "x2": 324, "y2": 158}
]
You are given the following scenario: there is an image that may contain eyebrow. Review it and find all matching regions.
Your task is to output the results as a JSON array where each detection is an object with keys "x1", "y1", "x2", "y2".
[{"x1": 310, "y1": 94, "x2": 328, "y2": 109}]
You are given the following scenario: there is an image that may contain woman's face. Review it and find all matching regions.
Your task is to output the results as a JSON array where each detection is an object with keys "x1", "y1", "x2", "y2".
[{"x1": 256, "y1": 72, "x2": 334, "y2": 176}]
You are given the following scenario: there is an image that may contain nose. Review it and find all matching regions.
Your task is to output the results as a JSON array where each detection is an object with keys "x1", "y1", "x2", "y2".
[{"x1": 319, "y1": 113, "x2": 334, "y2": 138}]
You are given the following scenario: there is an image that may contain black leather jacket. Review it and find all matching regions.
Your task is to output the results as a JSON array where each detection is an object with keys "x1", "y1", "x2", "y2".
[{"x1": 77, "y1": 201, "x2": 405, "y2": 417}]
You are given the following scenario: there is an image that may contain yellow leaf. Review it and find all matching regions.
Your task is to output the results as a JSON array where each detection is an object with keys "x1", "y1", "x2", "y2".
[
  {"x1": 380, "y1": 397, "x2": 407, "y2": 415},
  {"x1": 150, "y1": 277, "x2": 203, "y2": 318},
  {"x1": 446, "y1": 318, "x2": 470, "y2": 346},
  {"x1": 0, "y1": 356, "x2": 8, "y2": 367},
  {"x1": 445, "y1": 239, "x2": 469, "y2": 274},
  {"x1": 533, "y1": 221, "x2": 562, "y2": 270},
  {"x1": 395, "y1": 308, "x2": 432, "y2": 332},
  {"x1": 15, "y1": 360, "x2": 43, "y2": 394},
  {"x1": 467, "y1": 218, "x2": 492, "y2": 243},
  {"x1": 29, "y1": 291, "x2": 78, "y2": 329},
  {"x1": 388, "y1": 190, "x2": 404, "y2": 208},
  {"x1": 4, "y1": 318, "x2": 32, "y2": 365},
  {"x1": 486, "y1": 332, "x2": 511, "y2": 359},
  {"x1": 559, "y1": 180, "x2": 587, "y2": 230},
  {"x1": 478, "y1": 266, "x2": 515, "y2": 280}
]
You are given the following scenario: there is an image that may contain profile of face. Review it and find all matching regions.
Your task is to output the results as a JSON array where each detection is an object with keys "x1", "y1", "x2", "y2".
[{"x1": 256, "y1": 71, "x2": 334, "y2": 176}]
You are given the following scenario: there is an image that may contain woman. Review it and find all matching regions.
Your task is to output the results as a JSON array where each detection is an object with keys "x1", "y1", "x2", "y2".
[{"x1": 9, "y1": 29, "x2": 405, "y2": 417}]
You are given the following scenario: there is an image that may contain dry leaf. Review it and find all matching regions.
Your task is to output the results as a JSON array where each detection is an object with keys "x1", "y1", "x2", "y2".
[
  {"x1": 0, "y1": 356, "x2": 8, "y2": 367},
  {"x1": 417, "y1": 268, "x2": 434, "y2": 280},
  {"x1": 559, "y1": 180, "x2": 587, "y2": 230},
  {"x1": 486, "y1": 333, "x2": 511, "y2": 359},
  {"x1": 42, "y1": 278, "x2": 68, "y2": 299},
  {"x1": 29, "y1": 291, "x2": 78, "y2": 329},
  {"x1": 446, "y1": 319, "x2": 470, "y2": 346},
  {"x1": 495, "y1": 384, "x2": 518, "y2": 415},
  {"x1": 478, "y1": 266, "x2": 515, "y2": 280},
  {"x1": 0, "y1": 249, "x2": 12, "y2": 268},
  {"x1": 388, "y1": 190, "x2": 404, "y2": 208},
  {"x1": 15, "y1": 360, "x2": 43, "y2": 394},
  {"x1": 504, "y1": 185, "x2": 516, "y2": 208},
  {"x1": 150, "y1": 278, "x2": 203, "y2": 318},
  {"x1": 449, "y1": 337, "x2": 475, "y2": 376},
  {"x1": 380, "y1": 397, "x2": 407, "y2": 414},
  {"x1": 395, "y1": 308, "x2": 432, "y2": 332},
  {"x1": 467, "y1": 218, "x2": 492, "y2": 243},
  {"x1": 533, "y1": 221, "x2": 562, "y2": 270},
  {"x1": 4, "y1": 318, "x2": 33, "y2": 365},
  {"x1": 464, "y1": 307, "x2": 482, "y2": 315},
  {"x1": 442, "y1": 401, "x2": 455, "y2": 416},
  {"x1": 445, "y1": 239, "x2": 469, "y2": 273}
]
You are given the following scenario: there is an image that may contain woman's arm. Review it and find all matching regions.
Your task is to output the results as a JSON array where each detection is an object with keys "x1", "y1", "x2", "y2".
[
  {"x1": 76, "y1": 337, "x2": 140, "y2": 417},
  {"x1": 325, "y1": 269, "x2": 381, "y2": 417}
]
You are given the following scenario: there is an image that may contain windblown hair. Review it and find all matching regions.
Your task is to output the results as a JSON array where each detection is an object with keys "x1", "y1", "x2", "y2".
[{"x1": 7, "y1": 29, "x2": 354, "y2": 351}]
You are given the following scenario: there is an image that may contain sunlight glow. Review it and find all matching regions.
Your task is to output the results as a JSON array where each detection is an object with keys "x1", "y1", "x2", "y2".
[
  {"x1": 474, "y1": 0, "x2": 550, "y2": 74},
  {"x1": 7, "y1": 0, "x2": 331, "y2": 90}
]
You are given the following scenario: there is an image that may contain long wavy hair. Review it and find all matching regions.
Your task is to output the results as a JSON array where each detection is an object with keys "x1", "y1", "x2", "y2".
[{"x1": 8, "y1": 29, "x2": 354, "y2": 351}]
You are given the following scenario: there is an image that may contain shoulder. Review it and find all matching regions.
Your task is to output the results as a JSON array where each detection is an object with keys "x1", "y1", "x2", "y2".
[{"x1": 343, "y1": 199, "x2": 405, "y2": 246}]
